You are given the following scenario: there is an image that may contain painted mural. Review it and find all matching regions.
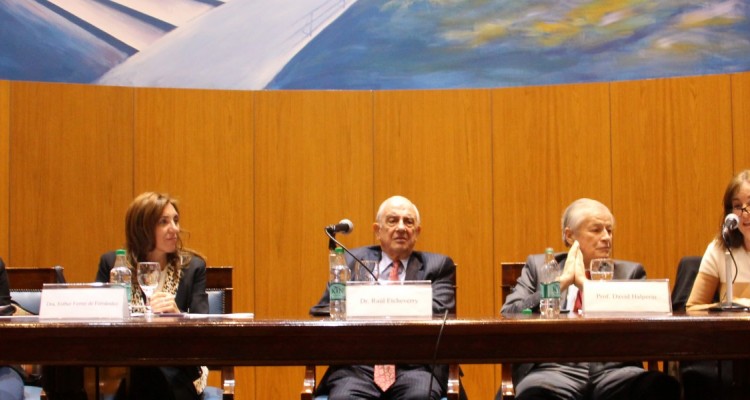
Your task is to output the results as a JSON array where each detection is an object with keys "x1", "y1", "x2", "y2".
[{"x1": 1, "y1": 0, "x2": 749, "y2": 90}]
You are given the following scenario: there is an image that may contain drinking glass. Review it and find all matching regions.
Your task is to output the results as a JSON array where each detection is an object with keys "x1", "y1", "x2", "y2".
[
  {"x1": 137, "y1": 262, "x2": 161, "y2": 315},
  {"x1": 589, "y1": 258, "x2": 614, "y2": 281}
]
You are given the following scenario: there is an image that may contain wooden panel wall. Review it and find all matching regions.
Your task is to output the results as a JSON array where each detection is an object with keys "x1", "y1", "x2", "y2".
[
  {"x1": 133, "y1": 87, "x2": 256, "y2": 398},
  {"x1": 1, "y1": 71, "x2": 747, "y2": 400},
  {"x1": 0, "y1": 81, "x2": 8, "y2": 258},
  {"x1": 9, "y1": 82, "x2": 134, "y2": 283},
  {"x1": 492, "y1": 83, "x2": 613, "y2": 267},
  {"x1": 373, "y1": 89, "x2": 495, "y2": 397},
  {"x1": 611, "y1": 75, "x2": 734, "y2": 280},
  {"x1": 254, "y1": 90, "x2": 374, "y2": 399},
  {"x1": 732, "y1": 72, "x2": 750, "y2": 170}
]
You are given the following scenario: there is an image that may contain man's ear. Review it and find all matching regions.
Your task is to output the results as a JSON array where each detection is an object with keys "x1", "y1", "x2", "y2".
[{"x1": 563, "y1": 227, "x2": 574, "y2": 247}]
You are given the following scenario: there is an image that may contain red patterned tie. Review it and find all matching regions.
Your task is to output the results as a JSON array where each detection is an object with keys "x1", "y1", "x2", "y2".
[{"x1": 374, "y1": 260, "x2": 400, "y2": 391}]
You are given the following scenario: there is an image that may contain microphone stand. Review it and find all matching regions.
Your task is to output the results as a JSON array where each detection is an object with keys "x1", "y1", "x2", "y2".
[
  {"x1": 324, "y1": 228, "x2": 380, "y2": 284},
  {"x1": 711, "y1": 232, "x2": 747, "y2": 312}
]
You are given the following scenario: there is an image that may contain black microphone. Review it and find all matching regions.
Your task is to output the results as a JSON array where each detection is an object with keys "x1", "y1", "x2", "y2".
[
  {"x1": 723, "y1": 213, "x2": 739, "y2": 240},
  {"x1": 325, "y1": 219, "x2": 354, "y2": 235}
]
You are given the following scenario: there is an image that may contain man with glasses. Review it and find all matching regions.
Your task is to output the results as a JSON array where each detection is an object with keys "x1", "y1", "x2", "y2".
[{"x1": 310, "y1": 195, "x2": 458, "y2": 400}]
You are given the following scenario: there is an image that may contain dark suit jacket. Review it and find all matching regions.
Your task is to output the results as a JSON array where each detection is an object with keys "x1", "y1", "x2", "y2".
[
  {"x1": 310, "y1": 245, "x2": 457, "y2": 395},
  {"x1": 501, "y1": 252, "x2": 646, "y2": 385},
  {"x1": 0, "y1": 258, "x2": 12, "y2": 317},
  {"x1": 310, "y1": 245, "x2": 456, "y2": 316},
  {"x1": 96, "y1": 251, "x2": 209, "y2": 314}
]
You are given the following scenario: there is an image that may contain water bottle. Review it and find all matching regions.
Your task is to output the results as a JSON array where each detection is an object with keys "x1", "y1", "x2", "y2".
[
  {"x1": 540, "y1": 247, "x2": 561, "y2": 318},
  {"x1": 328, "y1": 247, "x2": 350, "y2": 319},
  {"x1": 110, "y1": 249, "x2": 132, "y2": 305}
]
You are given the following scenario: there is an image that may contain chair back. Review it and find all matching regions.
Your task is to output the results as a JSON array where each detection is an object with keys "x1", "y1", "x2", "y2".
[
  {"x1": 671, "y1": 256, "x2": 720, "y2": 312},
  {"x1": 7, "y1": 266, "x2": 66, "y2": 315},
  {"x1": 204, "y1": 266, "x2": 235, "y2": 400},
  {"x1": 206, "y1": 266, "x2": 233, "y2": 314},
  {"x1": 501, "y1": 262, "x2": 525, "y2": 304}
]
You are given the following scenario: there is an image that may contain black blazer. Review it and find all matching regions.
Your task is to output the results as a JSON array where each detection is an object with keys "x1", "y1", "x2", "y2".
[
  {"x1": 96, "y1": 251, "x2": 209, "y2": 314},
  {"x1": 0, "y1": 258, "x2": 12, "y2": 317}
]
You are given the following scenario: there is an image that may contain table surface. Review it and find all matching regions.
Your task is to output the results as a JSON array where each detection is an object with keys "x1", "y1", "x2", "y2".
[{"x1": 2, "y1": 311, "x2": 749, "y2": 366}]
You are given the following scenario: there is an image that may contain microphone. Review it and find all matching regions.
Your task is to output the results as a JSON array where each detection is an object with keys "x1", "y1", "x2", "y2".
[
  {"x1": 323, "y1": 223, "x2": 380, "y2": 283},
  {"x1": 723, "y1": 213, "x2": 739, "y2": 240},
  {"x1": 325, "y1": 219, "x2": 354, "y2": 235}
]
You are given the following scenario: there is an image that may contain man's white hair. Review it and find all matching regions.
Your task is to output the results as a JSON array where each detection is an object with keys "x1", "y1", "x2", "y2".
[{"x1": 561, "y1": 198, "x2": 614, "y2": 246}]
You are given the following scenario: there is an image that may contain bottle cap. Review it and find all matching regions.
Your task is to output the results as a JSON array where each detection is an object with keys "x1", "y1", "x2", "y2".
[
  {"x1": 335, "y1": 247, "x2": 344, "y2": 254},
  {"x1": 545, "y1": 247, "x2": 554, "y2": 254},
  {"x1": 116, "y1": 249, "x2": 126, "y2": 256}
]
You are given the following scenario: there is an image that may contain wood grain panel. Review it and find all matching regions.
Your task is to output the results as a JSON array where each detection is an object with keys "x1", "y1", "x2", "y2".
[
  {"x1": 9, "y1": 82, "x2": 133, "y2": 282},
  {"x1": 134, "y1": 87, "x2": 254, "y2": 307},
  {"x1": 0, "y1": 81, "x2": 8, "y2": 258},
  {"x1": 492, "y1": 82, "x2": 612, "y2": 289},
  {"x1": 731, "y1": 72, "x2": 750, "y2": 171},
  {"x1": 611, "y1": 75, "x2": 733, "y2": 283},
  {"x1": 254, "y1": 90, "x2": 373, "y2": 400},
  {"x1": 373, "y1": 89, "x2": 495, "y2": 399},
  {"x1": 133, "y1": 87, "x2": 255, "y2": 400}
]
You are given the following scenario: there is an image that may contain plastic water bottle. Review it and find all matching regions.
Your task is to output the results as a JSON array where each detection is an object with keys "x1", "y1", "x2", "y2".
[
  {"x1": 540, "y1": 247, "x2": 561, "y2": 318},
  {"x1": 328, "y1": 247, "x2": 350, "y2": 319},
  {"x1": 110, "y1": 249, "x2": 132, "y2": 305}
]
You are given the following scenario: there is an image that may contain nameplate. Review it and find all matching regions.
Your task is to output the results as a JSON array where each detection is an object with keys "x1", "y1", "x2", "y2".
[
  {"x1": 39, "y1": 283, "x2": 129, "y2": 319},
  {"x1": 583, "y1": 279, "x2": 671, "y2": 314},
  {"x1": 346, "y1": 281, "x2": 433, "y2": 319}
]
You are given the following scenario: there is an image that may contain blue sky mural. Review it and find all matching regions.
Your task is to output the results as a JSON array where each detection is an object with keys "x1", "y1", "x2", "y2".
[{"x1": 1, "y1": 0, "x2": 749, "y2": 90}]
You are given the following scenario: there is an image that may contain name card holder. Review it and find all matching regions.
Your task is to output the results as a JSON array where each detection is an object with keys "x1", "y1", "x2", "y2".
[
  {"x1": 346, "y1": 280, "x2": 433, "y2": 320},
  {"x1": 40, "y1": 283, "x2": 129, "y2": 319},
  {"x1": 583, "y1": 279, "x2": 671, "y2": 314}
]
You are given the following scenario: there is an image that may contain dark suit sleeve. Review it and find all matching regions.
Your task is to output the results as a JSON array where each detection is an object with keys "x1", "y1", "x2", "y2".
[
  {"x1": 96, "y1": 251, "x2": 116, "y2": 283},
  {"x1": 615, "y1": 261, "x2": 647, "y2": 280},
  {"x1": 310, "y1": 287, "x2": 331, "y2": 316},
  {"x1": 0, "y1": 258, "x2": 13, "y2": 316},
  {"x1": 177, "y1": 256, "x2": 209, "y2": 314},
  {"x1": 501, "y1": 254, "x2": 542, "y2": 315},
  {"x1": 427, "y1": 254, "x2": 456, "y2": 315}
]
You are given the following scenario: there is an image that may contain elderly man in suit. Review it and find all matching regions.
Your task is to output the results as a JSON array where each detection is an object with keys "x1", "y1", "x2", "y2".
[
  {"x1": 310, "y1": 195, "x2": 457, "y2": 400},
  {"x1": 499, "y1": 198, "x2": 679, "y2": 400}
]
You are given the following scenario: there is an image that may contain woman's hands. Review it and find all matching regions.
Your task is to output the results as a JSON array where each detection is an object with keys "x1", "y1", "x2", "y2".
[{"x1": 149, "y1": 292, "x2": 179, "y2": 313}]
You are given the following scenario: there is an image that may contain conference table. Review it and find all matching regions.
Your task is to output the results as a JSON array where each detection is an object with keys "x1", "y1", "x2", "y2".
[{"x1": 2, "y1": 311, "x2": 750, "y2": 396}]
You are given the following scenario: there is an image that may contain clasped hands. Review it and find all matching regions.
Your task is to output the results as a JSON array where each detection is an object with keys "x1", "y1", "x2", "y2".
[
  {"x1": 558, "y1": 240, "x2": 587, "y2": 294},
  {"x1": 148, "y1": 292, "x2": 179, "y2": 314}
]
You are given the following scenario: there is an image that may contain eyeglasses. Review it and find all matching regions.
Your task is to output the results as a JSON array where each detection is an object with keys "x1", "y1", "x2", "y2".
[{"x1": 732, "y1": 204, "x2": 750, "y2": 216}]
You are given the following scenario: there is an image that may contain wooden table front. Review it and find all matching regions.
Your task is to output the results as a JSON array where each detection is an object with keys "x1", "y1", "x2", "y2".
[{"x1": 2, "y1": 312, "x2": 750, "y2": 366}]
